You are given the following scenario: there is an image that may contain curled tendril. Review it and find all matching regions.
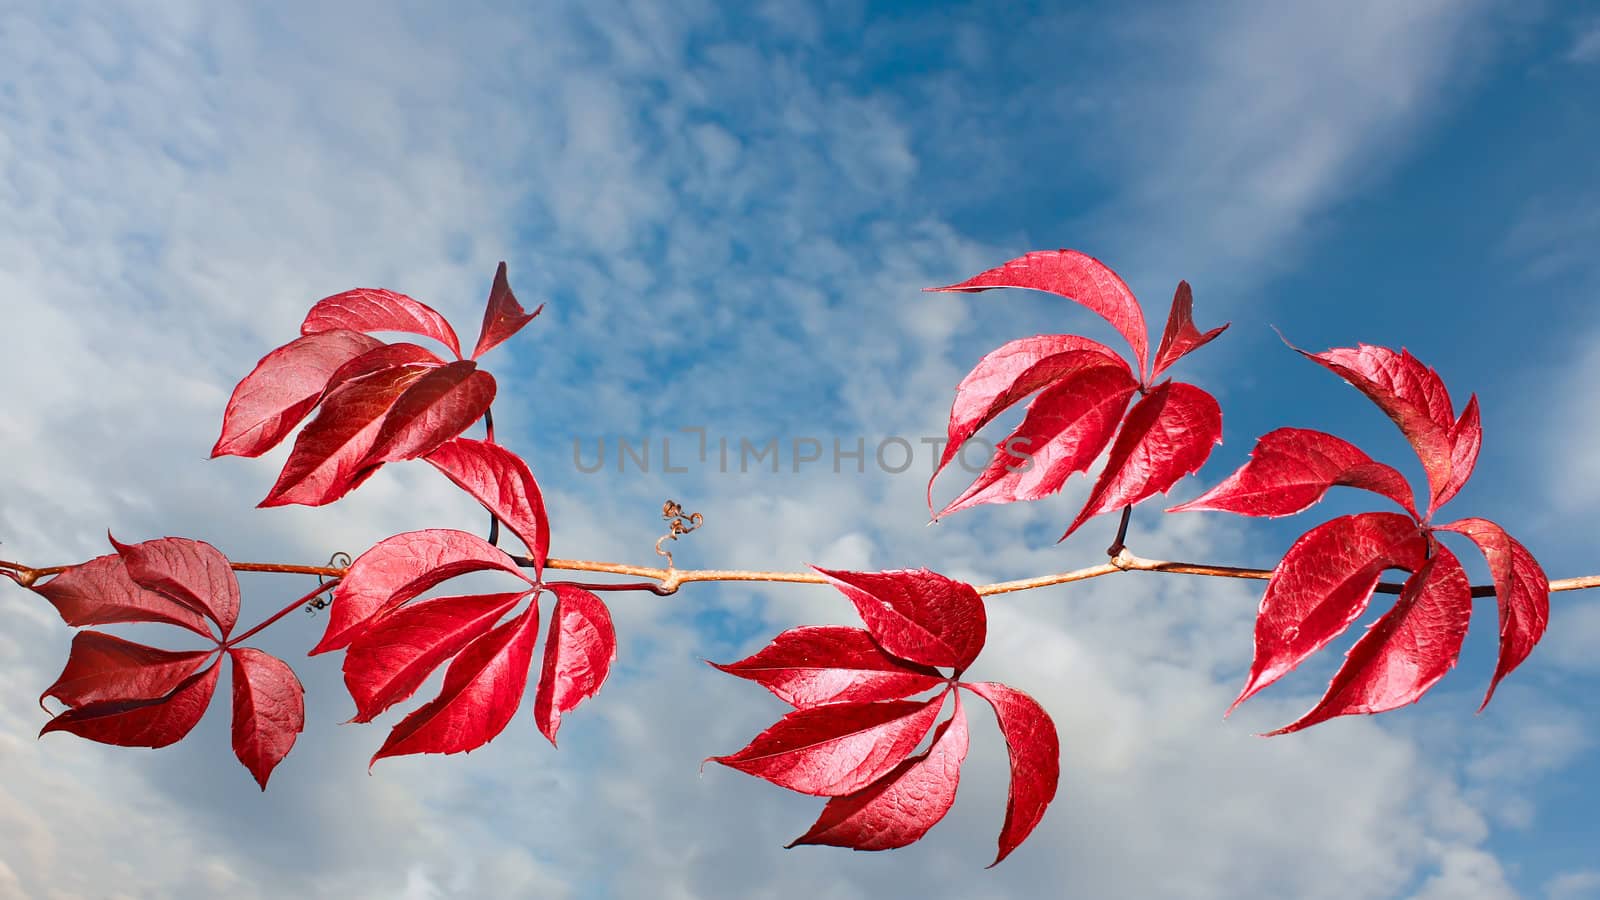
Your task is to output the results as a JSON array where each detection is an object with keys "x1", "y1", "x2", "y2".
[
  {"x1": 307, "y1": 551, "x2": 352, "y2": 613},
  {"x1": 654, "y1": 500, "x2": 703, "y2": 569}
]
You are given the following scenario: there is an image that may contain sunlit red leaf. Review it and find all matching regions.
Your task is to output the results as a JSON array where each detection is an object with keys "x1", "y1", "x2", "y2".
[
  {"x1": 532, "y1": 584, "x2": 616, "y2": 746},
  {"x1": 357, "y1": 361, "x2": 496, "y2": 469},
  {"x1": 1292, "y1": 341, "x2": 1457, "y2": 513},
  {"x1": 1150, "y1": 281, "x2": 1228, "y2": 380},
  {"x1": 321, "y1": 342, "x2": 446, "y2": 396},
  {"x1": 425, "y1": 438, "x2": 550, "y2": 577},
  {"x1": 211, "y1": 330, "x2": 383, "y2": 458},
  {"x1": 33, "y1": 553, "x2": 212, "y2": 639},
  {"x1": 1436, "y1": 395, "x2": 1482, "y2": 510},
  {"x1": 259, "y1": 364, "x2": 432, "y2": 508},
  {"x1": 1436, "y1": 517, "x2": 1550, "y2": 710},
  {"x1": 935, "y1": 363, "x2": 1137, "y2": 518},
  {"x1": 962, "y1": 681, "x2": 1060, "y2": 867},
  {"x1": 302, "y1": 287, "x2": 463, "y2": 360},
  {"x1": 1229, "y1": 513, "x2": 1428, "y2": 714},
  {"x1": 342, "y1": 591, "x2": 525, "y2": 723},
  {"x1": 926, "y1": 250, "x2": 1150, "y2": 376},
  {"x1": 1062, "y1": 381, "x2": 1223, "y2": 540},
  {"x1": 710, "y1": 626, "x2": 945, "y2": 709},
  {"x1": 1264, "y1": 544, "x2": 1471, "y2": 735},
  {"x1": 1168, "y1": 428, "x2": 1417, "y2": 519},
  {"x1": 229, "y1": 648, "x2": 305, "y2": 789},
  {"x1": 930, "y1": 337, "x2": 1128, "y2": 507},
  {"x1": 39, "y1": 661, "x2": 220, "y2": 748},
  {"x1": 312, "y1": 529, "x2": 531, "y2": 656},
  {"x1": 471, "y1": 262, "x2": 542, "y2": 360},
  {"x1": 40, "y1": 631, "x2": 211, "y2": 710},
  {"x1": 814, "y1": 567, "x2": 986, "y2": 671},
  {"x1": 788, "y1": 695, "x2": 969, "y2": 851},
  {"x1": 370, "y1": 605, "x2": 541, "y2": 763},
  {"x1": 710, "y1": 693, "x2": 947, "y2": 796},
  {"x1": 109, "y1": 535, "x2": 240, "y2": 638}
]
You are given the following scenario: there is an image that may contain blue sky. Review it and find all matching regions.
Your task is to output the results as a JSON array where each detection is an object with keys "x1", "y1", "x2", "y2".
[{"x1": 2, "y1": 2, "x2": 1598, "y2": 898}]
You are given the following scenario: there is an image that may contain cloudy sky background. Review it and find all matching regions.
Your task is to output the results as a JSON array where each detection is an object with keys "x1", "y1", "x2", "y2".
[{"x1": 2, "y1": 2, "x2": 1598, "y2": 898}]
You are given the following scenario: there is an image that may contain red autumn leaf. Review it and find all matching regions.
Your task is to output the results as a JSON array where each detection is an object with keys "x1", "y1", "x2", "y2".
[
  {"x1": 709, "y1": 693, "x2": 947, "y2": 796},
  {"x1": 356, "y1": 360, "x2": 497, "y2": 470},
  {"x1": 321, "y1": 342, "x2": 446, "y2": 396},
  {"x1": 1291, "y1": 341, "x2": 1458, "y2": 514},
  {"x1": 1436, "y1": 395, "x2": 1482, "y2": 510},
  {"x1": 935, "y1": 363, "x2": 1137, "y2": 518},
  {"x1": 1264, "y1": 544, "x2": 1471, "y2": 735},
  {"x1": 40, "y1": 631, "x2": 211, "y2": 710},
  {"x1": 962, "y1": 681, "x2": 1060, "y2": 867},
  {"x1": 109, "y1": 535, "x2": 240, "y2": 638},
  {"x1": 930, "y1": 336, "x2": 1128, "y2": 506},
  {"x1": 229, "y1": 648, "x2": 305, "y2": 789},
  {"x1": 813, "y1": 567, "x2": 986, "y2": 672},
  {"x1": 343, "y1": 591, "x2": 526, "y2": 723},
  {"x1": 1436, "y1": 517, "x2": 1550, "y2": 710},
  {"x1": 1149, "y1": 281, "x2": 1228, "y2": 380},
  {"x1": 927, "y1": 250, "x2": 1150, "y2": 376},
  {"x1": 471, "y1": 261, "x2": 543, "y2": 360},
  {"x1": 302, "y1": 287, "x2": 463, "y2": 360},
  {"x1": 1229, "y1": 513, "x2": 1428, "y2": 714},
  {"x1": 39, "y1": 660, "x2": 221, "y2": 748},
  {"x1": 211, "y1": 330, "x2": 383, "y2": 458},
  {"x1": 710, "y1": 626, "x2": 945, "y2": 709},
  {"x1": 370, "y1": 605, "x2": 541, "y2": 763},
  {"x1": 1168, "y1": 428, "x2": 1418, "y2": 519},
  {"x1": 1062, "y1": 381, "x2": 1223, "y2": 540},
  {"x1": 787, "y1": 694, "x2": 969, "y2": 851},
  {"x1": 259, "y1": 363, "x2": 433, "y2": 508},
  {"x1": 425, "y1": 438, "x2": 551, "y2": 577},
  {"x1": 312, "y1": 528, "x2": 531, "y2": 656},
  {"x1": 532, "y1": 584, "x2": 617, "y2": 746},
  {"x1": 33, "y1": 553, "x2": 212, "y2": 639}
]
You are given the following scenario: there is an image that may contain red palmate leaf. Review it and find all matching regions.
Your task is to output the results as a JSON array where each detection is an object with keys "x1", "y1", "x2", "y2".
[
  {"x1": 229, "y1": 648, "x2": 305, "y2": 789},
  {"x1": 1150, "y1": 281, "x2": 1228, "y2": 380},
  {"x1": 357, "y1": 361, "x2": 497, "y2": 469},
  {"x1": 33, "y1": 553, "x2": 212, "y2": 639},
  {"x1": 471, "y1": 262, "x2": 542, "y2": 360},
  {"x1": 40, "y1": 661, "x2": 220, "y2": 748},
  {"x1": 813, "y1": 568, "x2": 986, "y2": 672},
  {"x1": 40, "y1": 631, "x2": 211, "y2": 710},
  {"x1": 1168, "y1": 428, "x2": 1417, "y2": 519},
  {"x1": 935, "y1": 363, "x2": 1137, "y2": 518},
  {"x1": 930, "y1": 337, "x2": 1128, "y2": 506},
  {"x1": 710, "y1": 693, "x2": 947, "y2": 796},
  {"x1": 343, "y1": 591, "x2": 526, "y2": 723},
  {"x1": 425, "y1": 438, "x2": 550, "y2": 577},
  {"x1": 1229, "y1": 513, "x2": 1428, "y2": 714},
  {"x1": 259, "y1": 364, "x2": 433, "y2": 508},
  {"x1": 370, "y1": 605, "x2": 541, "y2": 763},
  {"x1": 787, "y1": 695, "x2": 969, "y2": 851},
  {"x1": 110, "y1": 535, "x2": 240, "y2": 638},
  {"x1": 532, "y1": 584, "x2": 616, "y2": 746},
  {"x1": 710, "y1": 626, "x2": 945, "y2": 709},
  {"x1": 1264, "y1": 544, "x2": 1471, "y2": 735},
  {"x1": 1437, "y1": 395, "x2": 1482, "y2": 510},
  {"x1": 962, "y1": 681, "x2": 1060, "y2": 867},
  {"x1": 311, "y1": 529, "x2": 531, "y2": 656},
  {"x1": 1435, "y1": 517, "x2": 1550, "y2": 710},
  {"x1": 211, "y1": 330, "x2": 383, "y2": 458},
  {"x1": 302, "y1": 287, "x2": 463, "y2": 360},
  {"x1": 322, "y1": 342, "x2": 446, "y2": 396},
  {"x1": 926, "y1": 250, "x2": 1150, "y2": 376},
  {"x1": 1291, "y1": 341, "x2": 1458, "y2": 514},
  {"x1": 1062, "y1": 381, "x2": 1223, "y2": 540}
]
